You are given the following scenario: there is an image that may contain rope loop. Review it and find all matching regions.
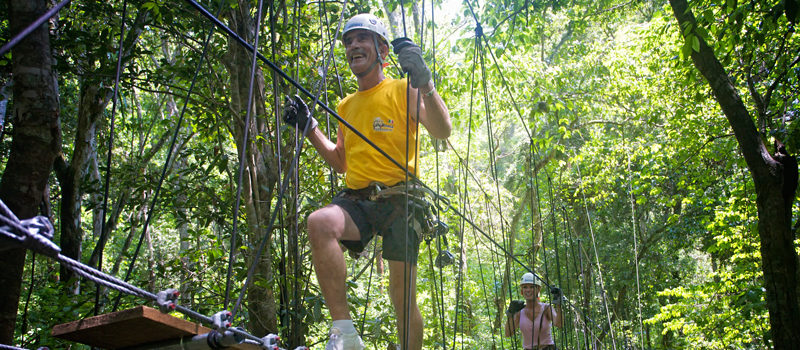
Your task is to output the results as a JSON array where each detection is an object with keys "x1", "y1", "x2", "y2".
[{"x1": 0, "y1": 206, "x2": 60, "y2": 258}]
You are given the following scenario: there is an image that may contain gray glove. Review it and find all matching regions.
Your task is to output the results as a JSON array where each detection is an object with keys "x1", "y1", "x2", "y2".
[
  {"x1": 507, "y1": 299, "x2": 525, "y2": 315},
  {"x1": 550, "y1": 287, "x2": 563, "y2": 305},
  {"x1": 392, "y1": 37, "x2": 431, "y2": 89},
  {"x1": 282, "y1": 95, "x2": 317, "y2": 132}
]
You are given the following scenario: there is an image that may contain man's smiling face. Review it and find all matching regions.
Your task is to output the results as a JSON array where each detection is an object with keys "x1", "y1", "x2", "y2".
[{"x1": 343, "y1": 29, "x2": 382, "y2": 75}]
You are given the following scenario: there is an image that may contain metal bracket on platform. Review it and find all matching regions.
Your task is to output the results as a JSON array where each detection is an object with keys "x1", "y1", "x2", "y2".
[
  {"x1": 156, "y1": 288, "x2": 180, "y2": 313},
  {"x1": 210, "y1": 310, "x2": 233, "y2": 330}
]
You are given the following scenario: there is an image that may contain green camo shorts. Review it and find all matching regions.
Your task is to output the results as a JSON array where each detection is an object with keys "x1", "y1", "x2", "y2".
[{"x1": 330, "y1": 187, "x2": 422, "y2": 264}]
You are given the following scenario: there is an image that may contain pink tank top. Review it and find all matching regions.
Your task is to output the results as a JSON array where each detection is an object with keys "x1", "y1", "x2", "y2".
[{"x1": 520, "y1": 303, "x2": 554, "y2": 348}]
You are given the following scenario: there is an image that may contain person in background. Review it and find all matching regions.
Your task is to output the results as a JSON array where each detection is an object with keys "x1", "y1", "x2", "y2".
[{"x1": 505, "y1": 272, "x2": 563, "y2": 350}]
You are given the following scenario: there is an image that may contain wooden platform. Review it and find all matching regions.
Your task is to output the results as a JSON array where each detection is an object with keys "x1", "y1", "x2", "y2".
[{"x1": 52, "y1": 305, "x2": 212, "y2": 349}]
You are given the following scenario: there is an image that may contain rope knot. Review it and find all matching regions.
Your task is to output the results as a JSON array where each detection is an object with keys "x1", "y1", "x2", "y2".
[{"x1": 475, "y1": 24, "x2": 484, "y2": 38}]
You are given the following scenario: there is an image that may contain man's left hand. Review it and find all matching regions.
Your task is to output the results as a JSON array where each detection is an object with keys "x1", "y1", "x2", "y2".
[{"x1": 393, "y1": 38, "x2": 431, "y2": 89}]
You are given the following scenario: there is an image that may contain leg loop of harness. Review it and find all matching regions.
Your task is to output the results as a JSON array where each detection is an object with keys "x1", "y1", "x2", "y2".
[{"x1": 368, "y1": 181, "x2": 455, "y2": 268}]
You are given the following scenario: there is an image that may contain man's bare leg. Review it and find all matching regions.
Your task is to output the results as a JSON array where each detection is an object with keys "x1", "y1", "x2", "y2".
[
  {"x1": 307, "y1": 205, "x2": 361, "y2": 320},
  {"x1": 388, "y1": 260, "x2": 422, "y2": 350}
]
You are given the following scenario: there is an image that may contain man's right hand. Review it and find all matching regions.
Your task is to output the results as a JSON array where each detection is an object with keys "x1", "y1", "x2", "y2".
[
  {"x1": 282, "y1": 95, "x2": 318, "y2": 132},
  {"x1": 507, "y1": 299, "x2": 525, "y2": 315}
]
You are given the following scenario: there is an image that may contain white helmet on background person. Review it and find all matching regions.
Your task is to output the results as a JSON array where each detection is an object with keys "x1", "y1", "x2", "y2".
[
  {"x1": 520, "y1": 272, "x2": 543, "y2": 287},
  {"x1": 343, "y1": 13, "x2": 390, "y2": 46}
]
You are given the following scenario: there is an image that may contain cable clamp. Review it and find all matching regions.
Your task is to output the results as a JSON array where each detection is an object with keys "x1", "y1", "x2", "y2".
[
  {"x1": 211, "y1": 310, "x2": 233, "y2": 330},
  {"x1": 260, "y1": 333, "x2": 281, "y2": 349},
  {"x1": 155, "y1": 288, "x2": 180, "y2": 313}
]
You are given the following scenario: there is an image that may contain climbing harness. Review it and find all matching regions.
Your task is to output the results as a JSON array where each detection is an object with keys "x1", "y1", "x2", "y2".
[{"x1": 367, "y1": 181, "x2": 452, "y2": 252}]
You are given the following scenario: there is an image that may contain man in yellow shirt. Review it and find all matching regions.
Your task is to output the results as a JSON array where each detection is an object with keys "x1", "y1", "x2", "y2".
[{"x1": 282, "y1": 13, "x2": 451, "y2": 350}]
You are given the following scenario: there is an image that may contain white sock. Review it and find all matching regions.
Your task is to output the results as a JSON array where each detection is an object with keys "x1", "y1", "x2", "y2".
[{"x1": 332, "y1": 319, "x2": 357, "y2": 334}]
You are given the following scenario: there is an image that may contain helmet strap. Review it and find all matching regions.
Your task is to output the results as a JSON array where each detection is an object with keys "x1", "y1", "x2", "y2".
[
  {"x1": 354, "y1": 34, "x2": 385, "y2": 78},
  {"x1": 354, "y1": 60, "x2": 379, "y2": 78}
]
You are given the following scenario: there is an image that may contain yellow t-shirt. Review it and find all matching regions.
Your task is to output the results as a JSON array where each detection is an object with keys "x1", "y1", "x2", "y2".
[{"x1": 337, "y1": 78, "x2": 419, "y2": 189}]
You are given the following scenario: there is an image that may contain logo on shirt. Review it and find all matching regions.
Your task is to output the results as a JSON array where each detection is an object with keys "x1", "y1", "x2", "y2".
[{"x1": 373, "y1": 117, "x2": 394, "y2": 132}]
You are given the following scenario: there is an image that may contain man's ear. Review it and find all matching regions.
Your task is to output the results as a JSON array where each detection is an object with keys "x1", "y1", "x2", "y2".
[{"x1": 380, "y1": 42, "x2": 390, "y2": 61}]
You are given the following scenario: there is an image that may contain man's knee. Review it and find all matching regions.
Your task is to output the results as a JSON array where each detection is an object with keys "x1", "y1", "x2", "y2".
[{"x1": 307, "y1": 208, "x2": 338, "y2": 242}]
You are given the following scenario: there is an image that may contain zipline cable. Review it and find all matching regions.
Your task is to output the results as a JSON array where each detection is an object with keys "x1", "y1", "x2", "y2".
[{"x1": 0, "y1": 204, "x2": 295, "y2": 349}]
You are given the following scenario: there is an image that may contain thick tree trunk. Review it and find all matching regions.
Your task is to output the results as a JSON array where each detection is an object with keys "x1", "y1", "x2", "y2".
[
  {"x1": 224, "y1": 0, "x2": 279, "y2": 337},
  {"x1": 0, "y1": 0, "x2": 61, "y2": 343},
  {"x1": 56, "y1": 81, "x2": 105, "y2": 286},
  {"x1": 53, "y1": 7, "x2": 150, "y2": 287},
  {"x1": 669, "y1": 0, "x2": 800, "y2": 348}
]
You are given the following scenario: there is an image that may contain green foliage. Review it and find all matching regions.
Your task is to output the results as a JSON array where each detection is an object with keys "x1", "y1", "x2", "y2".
[{"x1": 8, "y1": 0, "x2": 798, "y2": 349}]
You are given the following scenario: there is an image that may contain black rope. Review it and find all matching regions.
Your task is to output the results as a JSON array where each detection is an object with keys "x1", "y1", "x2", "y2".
[
  {"x1": 476, "y1": 25, "x2": 514, "y2": 350},
  {"x1": 273, "y1": 0, "x2": 289, "y2": 335},
  {"x1": 228, "y1": 0, "x2": 348, "y2": 321},
  {"x1": 546, "y1": 175, "x2": 564, "y2": 348},
  {"x1": 227, "y1": 0, "x2": 267, "y2": 318},
  {"x1": 95, "y1": 0, "x2": 128, "y2": 316},
  {"x1": 481, "y1": 196, "x2": 505, "y2": 350},
  {"x1": 358, "y1": 241, "x2": 378, "y2": 337},
  {"x1": 470, "y1": 206, "x2": 496, "y2": 350},
  {"x1": 112, "y1": 0, "x2": 223, "y2": 312},
  {"x1": 452, "y1": 32, "x2": 479, "y2": 350},
  {"x1": 20, "y1": 252, "x2": 36, "y2": 345},
  {"x1": 574, "y1": 162, "x2": 618, "y2": 350},
  {"x1": 429, "y1": 3, "x2": 449, "y2": 341}
]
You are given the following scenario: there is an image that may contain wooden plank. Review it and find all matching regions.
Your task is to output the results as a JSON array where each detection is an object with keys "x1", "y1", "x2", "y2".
[
  {"x1": 51, "y1": 305, "x2": 211, "y2": 349},
  {"x1": 227, "y1": 343, "x2": 264, "y2": 350}
]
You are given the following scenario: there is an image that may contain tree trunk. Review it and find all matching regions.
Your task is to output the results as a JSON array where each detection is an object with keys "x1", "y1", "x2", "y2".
[
  {"x1": 54, "y1": 7, "x2": 150, "y2": 287},
  {"x1": 669, "y1": 0, "x2": 800, "y2": 348},
  {"x1": 224, "y1": 0, "x2": 280, "y2": 337},
  {"x1": 55, "y1": 81, "x2": 104, "y2": 286},
  {"x1": 0, "y1": 0, "x2": 61, "y2": 343}
]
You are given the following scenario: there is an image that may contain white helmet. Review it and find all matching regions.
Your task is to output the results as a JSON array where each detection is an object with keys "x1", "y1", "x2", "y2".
[
  {"x1": 343, "y1": 13, "x2": 389, "y2": 46},
  {"x1": 520, "y1": 272, "x2": 543, "y2": 287}
]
